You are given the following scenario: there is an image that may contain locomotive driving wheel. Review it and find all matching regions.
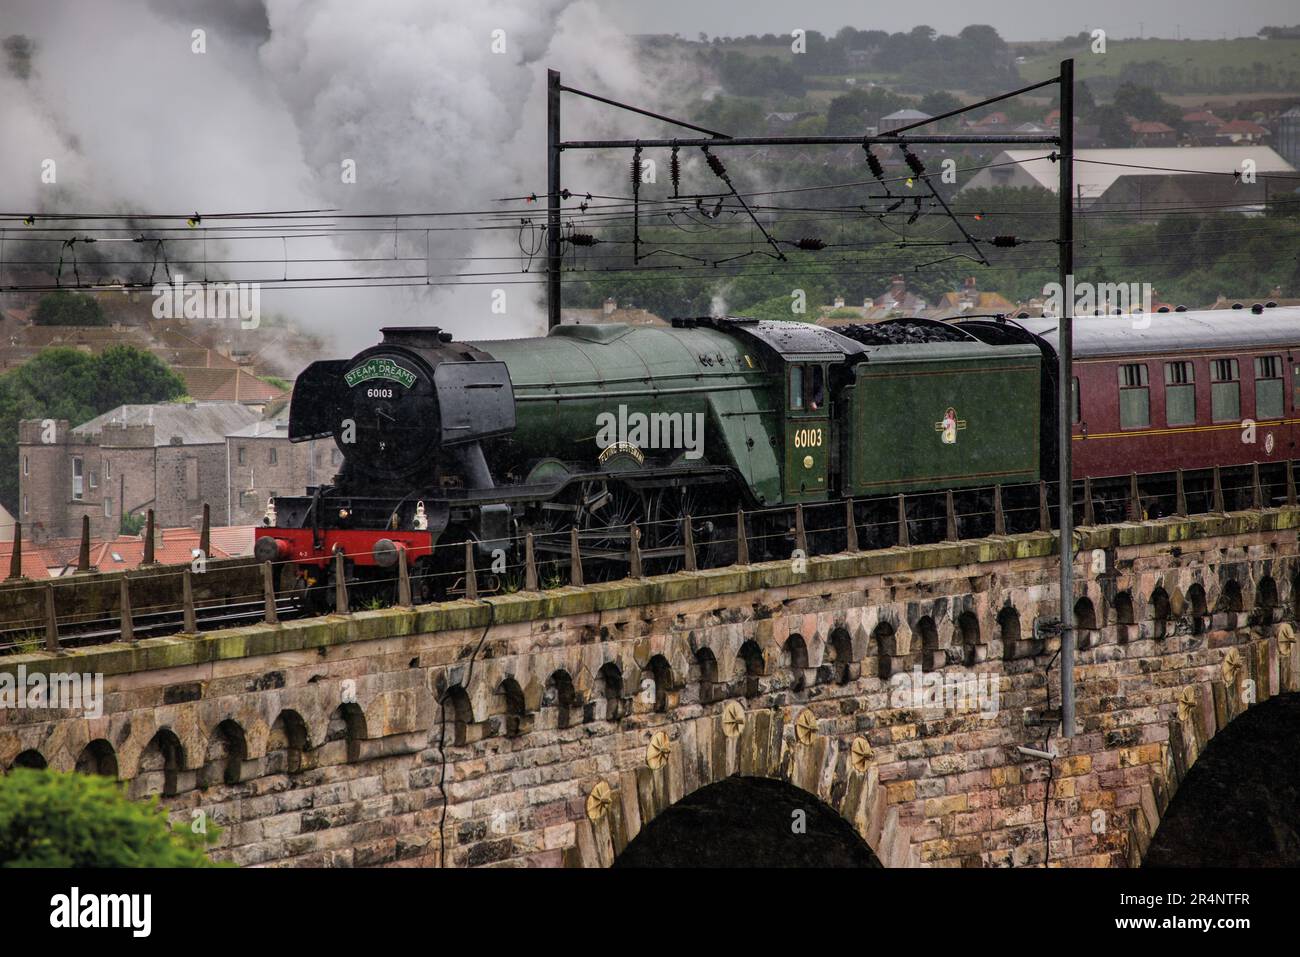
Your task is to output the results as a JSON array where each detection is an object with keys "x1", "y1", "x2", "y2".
[
  {"x1": 644, "y1": 487, "x2": 712, "y2": 574},
  {"x1": 574, "y1": 479, "x2": 644, "y2": 580}
]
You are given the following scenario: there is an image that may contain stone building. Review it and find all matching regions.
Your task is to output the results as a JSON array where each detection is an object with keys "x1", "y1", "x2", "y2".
[
  {"x1": 18, "y1": 402, "x2": 260, "y2": 543},
  {"x1": 225, "y1": 406, "x2": 336, "y2": 526}
]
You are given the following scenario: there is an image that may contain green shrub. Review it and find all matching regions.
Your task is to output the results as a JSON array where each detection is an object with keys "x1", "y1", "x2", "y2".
[{"x1": 0, "y1": 768, "x2": 222, "y2": 867}]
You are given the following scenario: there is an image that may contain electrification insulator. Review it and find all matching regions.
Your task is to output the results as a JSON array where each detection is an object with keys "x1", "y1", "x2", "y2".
[
  {"x1": 630, "y1": 148, "x2": 642, "y2": 189},
  {"x1": 703, "y1": 149, "x2": 727, "y2": 180},
  {"x1": 566, "y1": 233, "x2": 599, "y2": 246},
  {"x1": 991, "y1": 235, "x2": 1018, "y2": 247},
  {"x1": 792, "y1": 237, "x2": 826, "y2": 250},
  {"x1": 862, "y1": 147, "x2": 885, "y2": 180},
  {"x1": 670, "y1": 146, "x2": 681, "y2": 196},
  {"x1": 902, "y1": 150, "x2": 925, "y2": 177}
]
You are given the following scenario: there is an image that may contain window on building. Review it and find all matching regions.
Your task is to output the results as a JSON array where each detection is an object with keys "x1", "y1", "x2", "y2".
[
  {"x1": 1118, "y1": 363, "x2": 1149, "y2": 429},
  {"x1": 331, "y1": 450, "x2": 341, "y2": 466},
  {"x1": 1164, "y1": 361, "x2": 1196, "y2": 426},
  {"x1": 239, "y1": 491, "x2": 248, "y2": 509},
  {"x1": 22, "y1": 455, "x2": 28, "y2": 477},
  {"x1": 72, "y1": 457, "x2": 84, "y2": 500},
  {"x1": 1255, "y1": 355, "x2": 1284, "y2": 419},
  {"x1": 1211, "y1": 358, "x2": 1241, "y2": 422},
  {"x1": 1071, "y1": 377, "x2": 1079, "y2": 424},
  {"x1": 89, "y1": 469, "x2": 98, "y2": 490},
  {"x1": 22, "y1": 494, "x2": 28, "y2": 515},
  {"x1": 104, "y1": 459, "x2": 111, "y2": 481},
  {"x1": 237, "y1": 446, "x2": 247, "y2": 466},
  {"x1": 269, "y1": 446, "x2": 278, "y2": 466},
  {"x1": 103, "y1": 498, "x2": 111, "y2": 518}
]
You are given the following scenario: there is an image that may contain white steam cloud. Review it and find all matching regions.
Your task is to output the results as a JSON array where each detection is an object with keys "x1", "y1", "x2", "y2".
[{"x1": 1, "y1": 0, "x2": 696, "y2": 359}]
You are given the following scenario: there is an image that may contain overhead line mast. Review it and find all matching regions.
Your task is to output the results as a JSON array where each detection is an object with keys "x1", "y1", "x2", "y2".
[{"x1": 545, "y1": 61, "x2": 1078, "y2": 737}]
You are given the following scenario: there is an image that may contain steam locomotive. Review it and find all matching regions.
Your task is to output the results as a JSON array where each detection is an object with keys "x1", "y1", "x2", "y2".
[{"x1": 255, "y1": 305, "x2": 1300, "y2": 608}]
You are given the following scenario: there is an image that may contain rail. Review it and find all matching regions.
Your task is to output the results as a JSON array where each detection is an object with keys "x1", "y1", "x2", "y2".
[{"x1": 0, "y1": 460, "x2": 1292, "y2": 656}]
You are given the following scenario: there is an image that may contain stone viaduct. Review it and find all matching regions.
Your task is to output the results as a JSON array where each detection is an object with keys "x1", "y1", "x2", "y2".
[{"x1": 2, "y1": 509, "x2": 1299, "y2": 867}]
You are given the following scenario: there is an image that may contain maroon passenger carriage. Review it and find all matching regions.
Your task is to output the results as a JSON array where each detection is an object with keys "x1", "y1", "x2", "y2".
[{"x1": 1002, "y1": 305, "x2": 1300, "y2": 518}]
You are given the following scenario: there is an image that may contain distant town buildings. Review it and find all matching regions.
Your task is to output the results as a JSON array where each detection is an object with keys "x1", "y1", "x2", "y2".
[
  {"x1": 16, "y1": 399, "x2": 335, "y2": 544},
  {"x1": 961, "y1": 146, "x2": 1297, "y2": 213},
  {"x1": 562, "y1": 298, "x2": 668, "y2": 327}
]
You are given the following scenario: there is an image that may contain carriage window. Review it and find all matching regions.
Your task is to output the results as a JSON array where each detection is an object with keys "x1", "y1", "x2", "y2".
[
  {"x1": 1118, "y1": 363, "x2": 1149, "y2": 429},
  {"x1": 1164, "y1": 361, "x2": 1196, "y2": 426},
  {"x1": 1254, "y1": 355, "x2": 1283, "y2": 419},
  {"x1": 1211, "y1": 358, "x2": 1240, "y2": 422},
  {"x1": 1071, "y1": 377, "x2": 1079, "y2": 423},
  {"x1": 789, "y1": 365, "x2": 804, "y2": 411}
]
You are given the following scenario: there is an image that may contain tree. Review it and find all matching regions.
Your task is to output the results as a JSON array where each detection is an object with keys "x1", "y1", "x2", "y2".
[
  {"x1": 826, "y1": 87, "x2": 907, "y2": 133},
  {"x1": 1112, "y1": 82, "x2": 1181, "y2": 127},
  {"x1": 919, "y1": 91, "x2": 963, "y2": 118},
  {"x1": 0, "y1": 346, "x2": 186, "y2": 511},
  {"x1": 0, "y1": 768, "x2": 221, "y2": 867},
  {"x1": 32, "y1": 290, "x2": 108, "y2": 327}
]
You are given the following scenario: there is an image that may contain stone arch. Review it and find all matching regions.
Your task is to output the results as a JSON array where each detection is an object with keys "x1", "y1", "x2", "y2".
[
  {"x1": 1215, "y1": 580, "x2": 1244, "y2": 627},
  {"x1": 824, "y1": 626, "x2": 857, "y2": 686},
  {"x1": 614, "y1": 776, "x2": 881, "y2": 867},
  {"x1": 1256, "y1": 576, "x2": 1279, "y2": 625},
  {"x1": 1073, "y1": 596, "x2": 1097, "y2": 649},
  {"x1": 199, "y1": 719, "x2": 248, "y2": 788},
  {"x1": 998, "y1": 606, "x2": 1021, "y2": 643},
  {"x1": 597, "y1": 663, "x2": 627, "y2": 722},
  {"x1": 645, "y1": 655, "x2": 676, "y2": 713},
  {"x1": 135, "y1": 728, "x2": 185, "y2": 798},
  {"x1": 873, "y1": 621, "x2": 898, "y2": 680},
  {"x1": 1133, "y1": 684, "x2": 1300, "y2": 867},
  {"x1": 268, "y1": 709, "x2": 312, "y2": 773},
  {"x1": 734, "y1": 640, "x2": 765, "y2": 698},
  {"x1": 75, "y1": 739, "x2": 118, "y2": 778},
  {"x1": 497, "y1": 677, "x2": 529, "y2": 737},
  {"x1": 1150, "y1": 586, "x2": 1172, "y2": 640},
  {"x1": 11, "y1": 749, "x2": 47, "y2": 771},
  {"x1": 956, "y1": 610, "x2": 981, "y2": 666},
  {"x1": 327, "y1": 702, "x2": 368, "y2": 763},
  {"x1": 1112, "y1": 591, "x2": 1135, "y2": 642},
  {"x1": 783, "y1": 634, "x2": 810, "y2": 691},
  {"x1": 439, "y1": 686, "x2": 476, "y2": 746},
  {"x1": 546, "y1": 670, "x2": 579, "y2": 729},
  {"x1": 1186, "y1": 583, "x2": 1208, "y2": 634},
  {"x1": 913, "y1": 616, "x2": 940, "y2": 672},
  {"x1": 691, "y1": 647, "x2": 722, "y2": 705},
  {"x1": 565, "y1": 706, "x2": 917, "y2": 868}
]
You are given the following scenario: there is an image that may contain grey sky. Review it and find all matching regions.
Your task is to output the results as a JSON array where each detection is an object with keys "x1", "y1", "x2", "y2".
[{"x1": 601, "y1": 0, "x2": 1295, "y2": 42}]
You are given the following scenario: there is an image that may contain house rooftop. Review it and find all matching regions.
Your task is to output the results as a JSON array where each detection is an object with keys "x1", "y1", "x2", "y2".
[{"x1": 72, "y1": 401, "x2": 261, "y2": 446}]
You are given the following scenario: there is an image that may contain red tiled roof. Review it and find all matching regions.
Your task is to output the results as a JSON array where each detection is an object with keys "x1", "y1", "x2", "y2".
[
  {"x1": 1182, "y1": 111, "x2": 1223, "y2": 125},
  {"x1": 1217, "y1": 119, "x2": 1269, "y2": 135},
  {"x1": 176, "y1": 367, "x2": 286, "y2": 404},
  {"x1": 208, "y1": 526, "x2": 255, "y2": 557},
  {"x1": 0, "y1": 542, "x2": 55, "y2": 578},
  {"x1": 1128, "y1": 120, "x2": 1175, "y2": 134},
  {"x1": 87, "y1": 528, "x2": 231, "y2": 571}
]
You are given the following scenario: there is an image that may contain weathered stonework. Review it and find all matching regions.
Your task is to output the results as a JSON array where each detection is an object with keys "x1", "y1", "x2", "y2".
[{"x1": 3, "y1": 509, "x2": 1299, "y2": 867}]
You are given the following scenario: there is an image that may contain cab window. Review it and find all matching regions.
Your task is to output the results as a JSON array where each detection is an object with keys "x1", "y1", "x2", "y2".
[{"x1": 789, "y1": 364, "x2": 826, "y2": 412}]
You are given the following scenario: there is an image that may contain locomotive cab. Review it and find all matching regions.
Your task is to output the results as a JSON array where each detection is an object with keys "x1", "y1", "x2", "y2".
[{"x1": 784, "y1": 361, "x2": 831, "y2": 501}]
